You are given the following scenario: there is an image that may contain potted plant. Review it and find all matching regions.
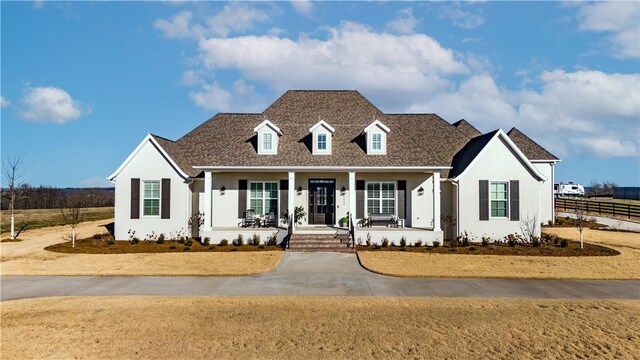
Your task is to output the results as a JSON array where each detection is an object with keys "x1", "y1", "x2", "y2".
[{"x1": 339, "y1": 216, "x2": 349, "y2": 227}]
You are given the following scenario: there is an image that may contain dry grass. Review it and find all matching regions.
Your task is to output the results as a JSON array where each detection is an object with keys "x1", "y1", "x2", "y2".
[
  {"x1": 1, "y1": 296, "x2": 638, "y2": 360},
  {"x1": 358, "y1": 228, "x2": 640, "y2": 279},
  {"x1": 0, "y1": 219, "x2": 282, "y2": 276},
  {"x1": 0, "y1": 207, "x2": 114, "y2": 234}
]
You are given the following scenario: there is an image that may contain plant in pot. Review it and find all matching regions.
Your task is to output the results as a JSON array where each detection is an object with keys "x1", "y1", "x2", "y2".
[{"x1": 339, "y1": 216, "x2": 349, "y2": 227}]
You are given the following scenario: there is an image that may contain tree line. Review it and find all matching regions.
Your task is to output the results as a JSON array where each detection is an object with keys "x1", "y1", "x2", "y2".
[
  {"x1": 0, "y1": 186, "x2": 114, "y2": 210},
  {"x1": 585, "y1": 180, "x2": 617, "y2": 197}
]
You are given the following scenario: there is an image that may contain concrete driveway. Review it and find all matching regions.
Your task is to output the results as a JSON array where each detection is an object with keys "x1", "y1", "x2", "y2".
[{"x1": 2, "y1": 252, "x2": 639, "y2": 301}]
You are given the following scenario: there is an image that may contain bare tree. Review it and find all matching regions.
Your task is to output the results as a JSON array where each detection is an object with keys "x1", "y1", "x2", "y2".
[
  {"x1": 61, "y1": 197, "x2": 87, "y2": 248},
  {"x1": 2, "y1": 155, "x2": 28, "y2": 240},
  {"x1": 519, "y1": 213, "x2": 539, "y2": 244},
  {"x1": 440, "y1": 214, "x2": 457, "y2": 241},
  {"x1": 574, "y1": 200, "x2": 588, "y2": 250}
]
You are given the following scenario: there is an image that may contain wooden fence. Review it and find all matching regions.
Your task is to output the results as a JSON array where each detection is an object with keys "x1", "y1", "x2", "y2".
[{"x1": 556, "y1": 198, "x2": 640, "y2": 219}]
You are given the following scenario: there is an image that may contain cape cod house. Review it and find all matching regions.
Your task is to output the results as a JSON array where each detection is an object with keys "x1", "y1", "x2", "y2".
[{"x1": 108, "y1": 90, "x2": 559, "y2": 246}]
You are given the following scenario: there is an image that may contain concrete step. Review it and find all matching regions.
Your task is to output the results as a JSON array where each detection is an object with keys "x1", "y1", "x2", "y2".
[
  {"x1": 290, "y1": 239, "x2": 344, "y2": 244},
  {"x1": 288, "y1": 247, "x2": 356, "y2": 253}
]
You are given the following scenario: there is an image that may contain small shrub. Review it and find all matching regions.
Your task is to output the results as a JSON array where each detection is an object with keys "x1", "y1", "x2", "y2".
[
  {"x1": 414, "y1": 239, "x2": 423, "y2": 247},
  {"x1": 177, "y1": 238, "x2": 185, "y2": 244},
  {"x1": 460, "y1": 231, "x2": 471, "y2": 247},
  {"x1": 381, "y1": 237, "x2": 389, "y2": 247},
  {"x1": 560, "y1": 239, "x2": 569, "y2": 248},
  {"x1": 266, "y1": 233, "x2": 277, "y2": 246},
  {"x1": 508, "y1": 238, "x2": 516, "y2": 247},
  {"x1": 156, "y1": 233, "x2": 165, "y2": 245},
  {"x1": 230, "y1": 247, "x2": 239, "y2": 252},
  {"x1": 183, "y1": 247, "x2": 191, "y2": 251},
  {"x1": 366, "y1": 233, "x2": 372, "y2": 247},
  {"x1": 451, "y1": 237, "x2": 459, "y2": 248},
  {"x1": 130, "y1": 237, "x2": 140, "y2": 245},
  {"x1": 219, "y1": 239, "x2": 229, "y2": 246},
  {"x1": 169, "y1": 245, "x2": 177, "y2": 250},
  {"x1": 432, "y1": 240, "x2": 441, "y2": 248},
  {"x1": 236, "y1": 234, "x2": 244, "y2": 246},
  {"x1": 481, "y1": 236, "x2": 490, "y2": 247},
  {"x1": 531, "y1": 236, "x2": 541, "y2": 247},
  {"x1": 203, "y1": 237, "x2": 210, "y2": 246},
  {"x1": 258, "y1": 244, "x2": 265, "y2": 249},
  {"x1": 185, "y1": 238, "x2": 193, "y2": 247},
  {"x1": 400, "y1": 236, "x2": 407, "y2": 248},
  {"x1": 554, "y1": 236, "x2": 560, "y2": 246},
  {"x1": 252, "y1": 233, "x2": 261, "y2": 246}
]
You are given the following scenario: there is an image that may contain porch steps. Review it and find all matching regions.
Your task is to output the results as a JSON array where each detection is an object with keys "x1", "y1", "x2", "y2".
[{"x1": 287, "y1": 233, "x2": 355, "y2": 253}]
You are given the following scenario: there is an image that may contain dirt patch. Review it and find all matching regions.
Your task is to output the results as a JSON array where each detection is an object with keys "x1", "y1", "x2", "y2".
[
  {"x1": 2, "y1": 296, "x2": 638, "y2": 360},
  {"x1": 358, "y1": 229, "x2": 640, "y2": 279},
  {"x1": 0, "y1": 238, "x2": 22, "y2": 243},
  {"x1": 357, "y1": 240, "x2": 619, "y2": 256},
  {"x1": 0, "y1": 219, "x2": 282, "y2": 276}
]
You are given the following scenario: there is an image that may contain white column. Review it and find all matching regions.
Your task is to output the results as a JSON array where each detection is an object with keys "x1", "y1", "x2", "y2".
[
  {"x1": 348, "y1": 172, "x2": 356, "y2": 225},
  {"x1": 288, "y1": 171, "x2": 295, "y2": 230},
  {"x1": 204, "y1": 171, "x2": 213, "y2": 231},
  {"x1": 433, "y1": 172, "x2": 441, "y2": 232}
]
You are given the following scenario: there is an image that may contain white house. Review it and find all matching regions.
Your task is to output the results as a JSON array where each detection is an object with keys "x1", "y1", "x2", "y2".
[{"x1": 108, "y1": 90, "x2": 559, "y2": 246}]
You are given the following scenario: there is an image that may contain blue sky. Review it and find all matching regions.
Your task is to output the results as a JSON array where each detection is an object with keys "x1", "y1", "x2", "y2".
[{"x1": 1, "y1": 1, "x2": 639, "y2": 187}]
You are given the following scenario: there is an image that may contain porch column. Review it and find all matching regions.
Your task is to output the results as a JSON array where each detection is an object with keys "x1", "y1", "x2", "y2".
[
  {"x1": 348, "y1": 171, "x2": 356, "y2": 225},
  {"x1": 433, "y1": 172, "x2": 441, "y2": 232},
  {"x1": 288, "y1": 171, "x2": 295, "y2": 231},
  {"x1": 204, "y1": 171, "x2": 212, "y2": 231}
]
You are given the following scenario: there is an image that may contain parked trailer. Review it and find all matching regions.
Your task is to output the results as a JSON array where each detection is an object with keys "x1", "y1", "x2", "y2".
[{"x1": 554, "y1": 182, "x2": 585, "y2": 197}]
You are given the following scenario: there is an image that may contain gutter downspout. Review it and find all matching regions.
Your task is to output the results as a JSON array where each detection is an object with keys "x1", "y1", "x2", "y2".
[{"x1": 451, "y1": 179, "x2": 460, "y2": 240}]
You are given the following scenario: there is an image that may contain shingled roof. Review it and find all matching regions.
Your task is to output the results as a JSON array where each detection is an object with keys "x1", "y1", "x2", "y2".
[
  {"x1": 148, "y1": 90, "x2": 557, "y2": 178},
  {"x1": 452, "y1": 119, "x2": 481, "y2": 138},
  {"x1": 507, "y1": 127, "x2": 559, "y2": 161}
]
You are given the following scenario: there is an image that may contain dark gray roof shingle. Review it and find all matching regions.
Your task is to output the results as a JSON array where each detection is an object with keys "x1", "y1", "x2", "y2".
[
  {"x1": 507, "y1": 127, "x2": 559, "y2": 161},
  {"x1": 452, "y1": 119, "x2": 481, "y2": 138}
]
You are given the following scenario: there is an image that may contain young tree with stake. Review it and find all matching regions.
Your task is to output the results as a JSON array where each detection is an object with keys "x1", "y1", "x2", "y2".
[
  {"x1": 61, "y1": 197, "x2": 87, "y2": 248},
  {"x1": 2, "y1": 155, "x2": 28, "y2": 240},
  {"x1": 574, "y1": 200, "x2": 588, "y2": 250}
]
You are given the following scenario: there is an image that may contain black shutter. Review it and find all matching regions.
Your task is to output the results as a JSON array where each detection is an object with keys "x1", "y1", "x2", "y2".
[
  {"x1": 238, "y1": 179, "x2": 248, "y2": 218},
  {"x1": 510, "y1": 180, "x2": 519, "y2": 221},
  {"x1": 356, "y1": 180, "x2": 365, "y2": 218},
  {"x1": 131, "y1": 178, "x2": 140, "y2": 219},
  {"x1": 397, "y1": 180, "x2": 406, "y2": 219},
  {"x1": 479, "y1": 180, "x2": 489, "y2": 221},
  {"x1": 279, "y1": 179, "x2": 288, "y2": 222},
  {"x1": 161, "y1": 178, "x2": 171, "y2": 219}
]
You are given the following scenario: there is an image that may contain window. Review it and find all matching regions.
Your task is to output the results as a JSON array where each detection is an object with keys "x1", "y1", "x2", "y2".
[
  {"x1": 143, "y1": 180, "x2": 160, "y2": 216},
  {"x1": 366, "y1": 182, "x2": 395, "y2": 215},
  {"x1": 249, "y1": 182, "x2": 278, "y2": 216},
  {"x1": 490, "y1": 182, "x2": 508, "y2": 218},
  {"x1": 317, "y1": 133, "x2": 327, "y2": 150},
  {"x1": 372, "y1": 133, "x2": 382, "y2": 151},
  {"x1": 263, "y1": 133, "x2": 273, "y2": 151}
]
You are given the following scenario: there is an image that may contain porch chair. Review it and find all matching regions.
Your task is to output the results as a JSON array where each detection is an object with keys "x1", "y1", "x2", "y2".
[
  {"x1": 241, "y1": 209, "x2": 257, "y2": 227},
  {"x1": 263, "y1": 213, "x2": 277, "y2": 228}
]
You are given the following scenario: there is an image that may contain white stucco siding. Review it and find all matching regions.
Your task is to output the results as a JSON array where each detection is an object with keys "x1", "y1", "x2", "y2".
[
  {"x1": 113, "y1": 140, "x2": 189, "y2": 240},
  {"x1": 440, "y1": 180, "x2": 454, "y2": 239},
  {"x1": 458, "y1": 137, "x2": 542, "y2": 240},
  {"x1": 533, "y1": 162, "x2": 555, "y2": 224}
]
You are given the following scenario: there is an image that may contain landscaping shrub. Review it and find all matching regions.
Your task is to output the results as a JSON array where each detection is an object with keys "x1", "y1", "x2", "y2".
[
  {"x1": 432, "y1": 240, "x2": 440, "y2": 248},
  {"x1": 400, "y1": 236, "x2": 407, "y2": 248},
  {"x1": 236, "y1": 234, "x2": 244, "y2": 246},
  {"x1": 554, "y1": 236, "x2": 560, "y2": 246},
  {"x1": 507, "y1": 238, "x2": 516, "y2": 247},
  {"x1": 560, "y1": 239, "x2": 569, "y2": 248},
  {"x1": 450, "y1": 237, "x2": 459, "y2": 248},
  {"x1": 130, "y1": 237, "x2": 140, "y2": 245},
  {"x1": 366, "y1": 233, "x2": 372, "y2": 247},
  {"x1": 183, "y1": 247, "x2": 191, "y2": 251},
  {"x1": 156, "y1": 233, "x2": 165, "y2": 245},
  {"x1": 414, "y1": 239, "x2": 423, "y2": 247},
  {"x1": 531, "y1": 236, "x2": 541, "y2": 247},
  {"x1": 266, "y1": 234, "x2": 277, "y2": 246},
  {"x1": 203, "y1": 237, "x2": 211, "y2": 246},
  {"x1": 481, "y1": 236, "x2": 490, "y2": 247},
  {"x1": 460, "y1": 231, "x2": 471, "y2": 247},
  {"x1": 505, "y1": 233, "x2": 519, "y2": 247},
  {"x1": 252, "y1": 233, "x2": 261, "y2": 246},
  {"x1": 219, "y1": 239, "x2": 229, "y2": 246},
  {"x1": 185, "y1": 238, "x2": 193, "y2": 247},
  {"x1": 169, "y1": 245, "x2": 176, "y2": 250},
  {"x1": 381, "y1": 237, "x2": 389, "y2": 247}
]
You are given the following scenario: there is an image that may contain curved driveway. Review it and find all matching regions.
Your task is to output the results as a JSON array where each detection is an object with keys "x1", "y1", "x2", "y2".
[{"x1": 2, "y1": 253, "x2": 639, "y2": 301}]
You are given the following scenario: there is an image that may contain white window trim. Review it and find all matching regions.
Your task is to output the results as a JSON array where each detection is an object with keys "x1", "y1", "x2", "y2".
[
  {"x1": 142, "y1": 180, "x2": 161, "y2": 217},
  {"x1": 489, "y1": 181, "x2": 509, "y2": 219},
  {"x1": 367, "y1": 130, "x2": 386, "y2": 155},
  {"x1": 248, "y1": 181, "x2": 279, "y2": 217},
  {"x1": 365, "y1": 181, "x2": 397, "y2": 216},
  {"x1": 313, "y1": 131, "x2": 332, "y2": 155}
]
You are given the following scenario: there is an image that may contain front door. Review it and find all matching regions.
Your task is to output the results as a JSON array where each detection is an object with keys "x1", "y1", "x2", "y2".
[{"x1": 308, "y1": 179, "x2": 335, "y2": 225}]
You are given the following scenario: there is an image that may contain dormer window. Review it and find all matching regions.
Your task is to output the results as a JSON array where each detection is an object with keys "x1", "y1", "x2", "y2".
[
  {"x1": 309, "y1": 120, "x2": 335, "y2": 155},
  {"x1": 254, "y1": 119, "x2": 282, "y2": 155},
  {"x1": 364, "y1": 119, "x2": 390, "y2": 155}
]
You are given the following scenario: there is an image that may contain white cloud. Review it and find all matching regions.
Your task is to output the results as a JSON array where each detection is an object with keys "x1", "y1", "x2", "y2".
[
  {"x1": 154, "y1": 11, "x2": 201, "y2": 39},
  {"x1": 189, "y1": 80, "x2": 267, "y2": 113},
  {"x1": 207, "y1": 3, "x2": 269, "y2": 37},
  {"x1": 439, "y1": 3, "x2": 485, "y2": 30},
  {"x1": 33, "y1": 1, "x2": 45, "y2": 9},
  {"x1": 386, "y1": 7, "x2": 419, "y2": 34},
  {"x1": 19, "y1": 86, "x2": 91, "y2": 124},
  {"x1": 570, "y1": 136, "x2": 638, "y2": 158},
  {"x1": 576, "y1": 1, "x2": 640, "y2": 58},
  {"x1": 1, "y1": 96, "x2": 10, "y2": 108},
  {"x1": 291, "y1": 0, "x2": 313, "y2": 16}
]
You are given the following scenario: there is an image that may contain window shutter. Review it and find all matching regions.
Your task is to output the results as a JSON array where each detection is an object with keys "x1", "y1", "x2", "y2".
[
  {"x1": 279, "y1": 179, "x2": 288, "y2": 222},
  {"x1": 479, "y1": 180, "x2": 489, "y2": 221},
  {"x1": 510, "y1": 180, "x2": 519, "y2": 221},
  {"x1": 356, "y1": 180, "x2": 365, "y2": 218},
  {"x1": 397, "y1": 180, "x2": 406, "y2": 219},
  {"x1": 131, "y1": 178, "x2": 140, "y2": 219},
  {"x1": 161, "y1": 178, "x2": 171, "y2": 219},
  {"x1": 238, "y1": 179, "x2": 248, "y2": 218}
]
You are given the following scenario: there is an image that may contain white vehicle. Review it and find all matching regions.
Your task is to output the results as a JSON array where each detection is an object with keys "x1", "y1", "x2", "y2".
[{"x1": 554, "y1": 182, "x2": 585, "y2": 197}]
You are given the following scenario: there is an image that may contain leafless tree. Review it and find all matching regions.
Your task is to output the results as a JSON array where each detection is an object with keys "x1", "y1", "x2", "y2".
[
  {"x1": 440, "y1": 214, "x2": 457, "y2": 241},
  {"x1": 574, "y1": 200, "x2": 588, "y2": 250},
  {"x1": 188, "y1": 211, "x2": 204, "y2": 239},
  {"x1": 61, "y1": 197, "x2": 87, "y2": 248},
  {"x1": 2, "y1": 155, "x2": 28, "y2": 239},
  {"x1": 519, "y1": 213, "x2": 539, "y2": 244}
]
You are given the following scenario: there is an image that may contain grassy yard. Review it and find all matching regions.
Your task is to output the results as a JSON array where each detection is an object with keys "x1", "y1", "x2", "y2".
[
  {"x1": 2, "y1": 296, "x2": 638, "y2": 359},
  {"x1": 0, "y1": 207, "x2": 114, "y2": 234}
]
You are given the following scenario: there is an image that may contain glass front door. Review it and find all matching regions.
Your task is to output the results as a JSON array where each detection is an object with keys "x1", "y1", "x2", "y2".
[{"x1": 308, "y1": 179, "x2": 335, "y2": 225}]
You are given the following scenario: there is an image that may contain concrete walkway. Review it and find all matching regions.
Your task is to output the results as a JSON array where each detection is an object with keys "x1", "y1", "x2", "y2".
[{"x1": 2, "y1": 253, "x2": 639, "y2": 301}]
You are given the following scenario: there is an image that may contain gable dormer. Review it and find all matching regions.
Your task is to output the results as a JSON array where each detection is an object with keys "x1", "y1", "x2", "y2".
[
  {"x1": 253, "y1": 119, "x2": 282, "y2": 155},
  {"x1": 309, "y1": 120, "x2": 335, "y2": 155},
  {"x1": 364, "y1": 119, "x2": 390, "y2": 155}
]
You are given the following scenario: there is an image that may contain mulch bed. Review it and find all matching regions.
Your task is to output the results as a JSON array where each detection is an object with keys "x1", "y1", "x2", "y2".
[
  {"x1": 357, "y1": 240, "x2": 619, "y2": 257},
  {"x1": 1, "y1": 238, "x2": 23, "y2": 243},
  {"x1": 45, "y1": 236, "x2": 283, "y2": 254}
]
